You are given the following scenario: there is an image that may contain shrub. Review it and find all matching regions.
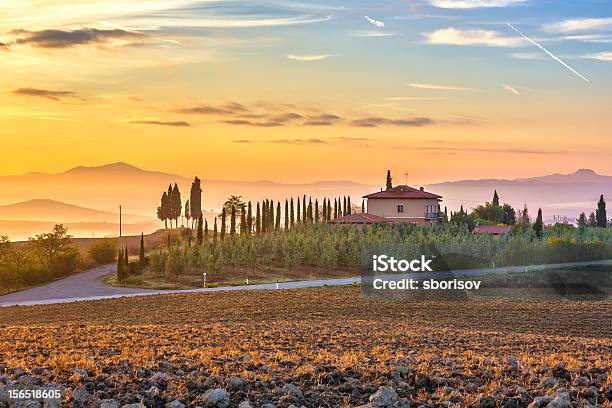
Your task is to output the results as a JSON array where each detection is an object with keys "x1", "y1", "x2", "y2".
[{"x1": 88, "y1": 239, "x2": 118, "y2": 265}]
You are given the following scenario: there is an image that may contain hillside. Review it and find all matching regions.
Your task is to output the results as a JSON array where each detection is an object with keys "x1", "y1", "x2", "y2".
[
  {"x1": 0, "y1": 199, "x2": 148, "y2": 223},
  {"x1": 0, "y1": 162, "x2": 377, "y2": 216},
  {"x1": 425, "y1": 169, "x2": 612, "y2": 222}
]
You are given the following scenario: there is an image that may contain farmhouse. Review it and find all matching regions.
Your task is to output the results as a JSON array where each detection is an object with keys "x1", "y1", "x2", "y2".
[{"x1": 330, "y1": 183, "x2": 443, "y2": 226}]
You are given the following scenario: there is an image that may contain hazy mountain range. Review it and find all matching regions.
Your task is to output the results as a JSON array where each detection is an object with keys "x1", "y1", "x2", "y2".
[
  {"x1": 0, "y1": 163, "x2": 610, "y2": 240},
  {"x1": 425, "y1": 169, "x2": 612, "y2": 222}
]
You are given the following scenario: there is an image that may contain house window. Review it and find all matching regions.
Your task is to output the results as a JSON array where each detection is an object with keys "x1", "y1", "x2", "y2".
[{"x1": 397, "y1": 204, "x2": 404, "y2": 213}]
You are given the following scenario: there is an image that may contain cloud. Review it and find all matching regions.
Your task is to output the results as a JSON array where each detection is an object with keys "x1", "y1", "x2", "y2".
[
  {"x1": 582, "y1": 52, "x2": 612, "y2": 61},
  {"x1": 501, "y1": 84, "x2": 521, "y2": 95},
  {"x1": 561, "y1": 34, "x2": 612, "y2": 44},
  {"x1": 176, "y1": 102, "x2": 247, "y2": 116},
  {"x1": 350, "y1": 117, "x2": 434, "y2": 127},
  {"x1": 543, "y1": 18, "x2": 612, "y2": 33},
  {"x1": 424, "y1": 27, "x2": 523, "y2": 47},
  {"x1": 232, "y1": 139, "x2": 253, "y2": 143},
  {"x1": 506, "y1": 22, "x2": 589, "y2": 82},
  {"x1": 11, "y1": 28, "x2": 146, "y2": 49},
  {"x1": 271, "y1": 112, "x2": 303, "y2": 122},
  {"x1": 270, "y1": 138, "x2": 326, "y2": 144},
  {"x1": 364, "y1": 16, "x2": 385, "y2": 28},
  {"x1": 287, "y1": 54, "x2": 333, "y2": 61},
  {"x1": 384, "y1": 96, "x2": 447, "y2": 101},
  {"x1": 509, "y1": 52, "x2": 548, "y2": 60},
  {"x1": 129, "y1": 119, "x2": 191, "y2": 127},
  {"x1": 12, "y1": 87, "x2": 82, "y2": 101},
  {"x1": 409, "y1": 83, "x2": 473, "y2": 91},
  {"x1": 427, "y1": 0, "x2": 526, "y2": 8},
  {"x1": 302, "y1": 120, "x2": 334, "y2": 126},
  {"x1": 222, "y1": 119, "x2": 283, "y2": 127},
  {"x1": 353, "y1": 31, "x2": 394, "y2": 38}
]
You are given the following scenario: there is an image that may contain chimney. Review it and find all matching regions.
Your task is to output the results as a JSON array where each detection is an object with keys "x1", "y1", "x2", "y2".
[{"x1": 420, "y1": 187, "x2": 424, "y2": 191}]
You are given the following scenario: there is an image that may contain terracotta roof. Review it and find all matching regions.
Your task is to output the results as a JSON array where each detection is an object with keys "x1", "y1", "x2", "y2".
[
  {"x1": 328, "y1": 213, "x2": 386, "y2": 224},
  {"x1": 363, "y1": 185, "x2": 442, "y2": 200},
  {"x1": 472, "y1": 225, "x2": 512, "y2": 235}
]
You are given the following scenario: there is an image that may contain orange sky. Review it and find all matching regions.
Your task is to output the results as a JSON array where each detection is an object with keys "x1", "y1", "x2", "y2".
[{"x1": 1, "y1": 0, "x2": 611, "y2": 184}]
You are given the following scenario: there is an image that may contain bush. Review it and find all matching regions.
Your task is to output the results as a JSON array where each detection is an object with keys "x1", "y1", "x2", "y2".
[{"x1": 88, "y1": 239, "x2": 118, "y2": 265}]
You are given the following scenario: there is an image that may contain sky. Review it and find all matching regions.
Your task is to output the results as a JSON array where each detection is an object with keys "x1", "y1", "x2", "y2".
[{"x1": 1, "y1": 0, "x2": 611, "y2": 185}]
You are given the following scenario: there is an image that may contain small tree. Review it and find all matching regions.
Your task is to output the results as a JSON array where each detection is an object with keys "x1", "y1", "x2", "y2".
[
  {"x1": 284, "y1": 199, "x2": 289, "y2": 230},
  {"x1": 230, "y1": 204, "x2": 236, "y2": 236},
  {"x1": 533, "y1": 208, "x2": 544, "y2": 239},
  {"x1": 492, "y1": 190, "x2": 500, "y2": 207},
  {"x1": 588, "y1": 212, "x2": 597, "y2": 227},
  {"x1": 184, "y1": 199, "x2": 191, "y2": 229},
  {"x1": 596, "y1": 195, "x2": 607, "y2": 228},
  {"x1": 220, "y1": 207, "x2": 226, "y2": 240},
  {"x1": 88, "y1": 239, "x2": 117, "y2": 265},
  {"x1": 139, "y1": 233, "x2": 146, "y2": 264},
  {"x1": 386, "y1": 170, "x2": 392, "y2": 190},
  {"x1": 197, "y1": 214, "x2": 204, "y2": 245},
  {"x1": 290, "y1": 198, "x2": 295, "y2": 227},
  {"x1": 577, "y1": 212, "x2": 587, "y2": 228}
]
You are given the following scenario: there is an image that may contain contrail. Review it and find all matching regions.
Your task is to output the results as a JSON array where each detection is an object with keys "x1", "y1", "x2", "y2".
[{"x1": 506, "y1": 22, "x2": 589, "y2": 83}]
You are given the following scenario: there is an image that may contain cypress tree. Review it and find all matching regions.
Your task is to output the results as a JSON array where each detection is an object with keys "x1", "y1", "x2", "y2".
[
  {"x1": 240, "y1": 204, "x2": 246, "y2": 235},
  {"x1": 247, "y1": 201, "x2": 253, "y2": 234},
  {"x1": 588, "y1": 212, "x2": 597, "y2": 227},
  {"x1": 347, "y1": 196, "x2": 352, "y2": 215},
  {"x1": 284, "y1": 199, "x2": 289, "y2": 230},
  {"x1": 327, "y1": 199, "x2": 332, "y2": 220},
  {"x1": 139, "y1": 232, "x2": 145, "y2": 264},
  {"x1": 533, "y1": 208, "x2": 543, "y2": 239},
  {"x1": 297, "y1": 198, "x2": 301, "y2": 224},
  {"x1": 256, "y1": 202, "x2": 261, "y2": 234},
  {"x1": 269, "y1": 200, "x2": 275, "y2": 231},
  {"x1": 117, "y1": 248, "x2": 124, "y2": 282},
  {"x1": 302, "y1": 195, "x2": 306, "y2": 222},
  {"x1": 493, "y1": 190, "x2": 500, "y2": 207},
  {"x1": 315, "y1": 199, "x2": 319, "y2": 223},
  {"x1": 290, "y1": 198, "x2": 295, "y2": 227},
  {"x1": 276, "y1": 202, "x2": 281, "y2": 230},
  {"x1": 322, "y1": 199, "x2": 327, "y2": 222},
  {"x1": 334, "y1": 198, "x2": 337, "y2": 219},
  {"x1": 343, "y1": 196, "x2": 347, "y2": 216},
  {"x1": 305, "y1": 198, "x2": 311, "y2": 223},
  {"x1": 386, "y1": 170, "x2": 392, "y2": 190},
  {"x1": 190, "y1": 177, "x2": 202, "y2": 230},
  {"x1": 213, "y1": 218, "x2": 218, "y2": 243},
  {"x1": 220, "y1": 208, "x2": 226, "y2": 240},
  {"x1": 361, "y1": 199, "x2": 365, "y2": 213},
  {"x1": 596, "y1": 195, "x2": 607, "y2": 228},
  {"x1": 262, "y1": 200, "x2": 267, "y2": 233},
  {"x1": 204, "y1": 219, "x2": 209, "y2": 238},
  {"x1": 230, "y1": 204, "x2": 236, "y2": 236},
  {"x1": 171, "y1": 183, "x2": 181, "y2": 228},
  {"x1": 158, "y1": 191, "x2": 169, "y2": 228},
  {"x1": 197, "y1": 214, "x2": 204, "y2": 244}
]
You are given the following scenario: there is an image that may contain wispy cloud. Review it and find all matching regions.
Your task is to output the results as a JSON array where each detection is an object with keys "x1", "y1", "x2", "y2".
[
  {"x1": 270, "y1": 138, "x2": 326, "y2": 144},
  {"x1": 409, "y1": 83, "x2": 473, "y2": 91},
  {"x1": 424, "y1": 27, "x2": 523, "y2": 47},
  {"x1": 501, "y1": 84, "x2": 521, "y2": 95},
  {"x1": 232, "y1": 139, "x2": 253, "y2": 143},
  {"x1": 427, "y1": 0, "x2": 526, "y2": 9},
  {"x1": 350, "y1": 117, "x2": 434, "y2": 127},
  {"x1": 509, "y1": 52, "x2": 548, "y2": 60},
  {"x1": 10, "y1": 28, "x2": 146, "y2": 49},
  {"x1": 12, "y1": 87, "x2": 83, "y2": 101},
  {"x1": 543, "y1": 17, "x2": 612, "y2": 33},
  {"x1": 364, "y1": 16, "x2": 384, "y2": 28},
  {"x1": 384, "y1": 96, "x2": 447, "y2": 101},
  {"x1": 287, "y1": 54, "x2": 333, "y2": 61},
  {"x1": 582, "y1": 52, "x2": 612, "y2": 61},
  {"x1": 353, "y1": 31, "x2": 394, "y2": 38},
  {"x1": 129, "y1": 119, "x2": 191, "y2": 127},
  {"x1": 506, "y1": 22, "x2": 590, "y2": 82}
]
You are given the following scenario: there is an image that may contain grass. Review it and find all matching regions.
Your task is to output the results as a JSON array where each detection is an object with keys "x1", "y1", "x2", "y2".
[{"x1": 110, "y1": 264, "x2": 358, "y2": 290}]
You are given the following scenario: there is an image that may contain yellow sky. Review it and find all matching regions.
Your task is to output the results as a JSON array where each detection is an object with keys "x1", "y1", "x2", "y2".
[{"x1": 1, "y1": 0, "x2": 611, "y2": 184}]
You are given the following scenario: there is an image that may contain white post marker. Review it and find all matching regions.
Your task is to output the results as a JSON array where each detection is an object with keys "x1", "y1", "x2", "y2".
[
  {"x1": 203, "y1": 272, "x2": 207, "y2": 287},
  {"x1": 276, "y1": 281, "x2": 279, "y2": 290},
  {"x1": 246, "y1": 278, "x2": 249, "y2": 285}
]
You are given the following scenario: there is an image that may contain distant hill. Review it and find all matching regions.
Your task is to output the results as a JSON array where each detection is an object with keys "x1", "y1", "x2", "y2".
[
  {"x1": 0, "y1": 199, "x2": 148, "y2": 223},
  {"x1": 425, "y1": 169, "x2": 612, "y2": 222},
  {"x1": 0, "y1": 162, "x2": 378, "y2": 217}
]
